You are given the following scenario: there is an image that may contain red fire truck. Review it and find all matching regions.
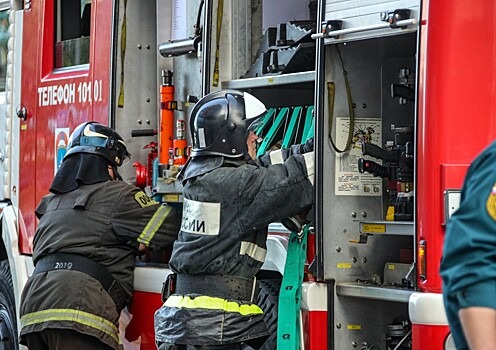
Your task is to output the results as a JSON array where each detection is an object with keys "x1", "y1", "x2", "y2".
[{"x1": 0, "y1": 0, "x2": 492, "y2": 349}]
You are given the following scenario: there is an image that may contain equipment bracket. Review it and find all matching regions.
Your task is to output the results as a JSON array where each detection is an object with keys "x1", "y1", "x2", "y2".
[{"x1": 311, "y1": 18, "x2": 418, "y2": 40}]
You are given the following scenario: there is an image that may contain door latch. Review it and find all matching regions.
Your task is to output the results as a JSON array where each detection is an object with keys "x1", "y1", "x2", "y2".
[
  {"x1": 16, "y1": 105, "x2": 27, "y2": 121},
  {"x1": 381, "y1": 9, "x2": 412, "y2": 28}
]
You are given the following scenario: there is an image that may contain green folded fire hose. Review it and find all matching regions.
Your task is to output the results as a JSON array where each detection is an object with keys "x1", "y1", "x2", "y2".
[
  {"x1": 257, "y1": 107, "x2": 289, "y2": 157},
  {"x1": 281, "y1": 106, "x2": 303, "y2": 149},
  {"x1": 277, "y1": 224, "x2": 311, "y2": 350},
  {"x1": 254, "y1": 106, "x2": 314, "y2": 349}
]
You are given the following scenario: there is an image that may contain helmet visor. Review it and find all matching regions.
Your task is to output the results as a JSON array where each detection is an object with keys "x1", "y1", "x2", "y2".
[
  {"x1": 120, "y1": 153, "x2": 131, "y2": 166},
  {"x1": 247, "y1": 115, "x2": 263, "y2": 134}
]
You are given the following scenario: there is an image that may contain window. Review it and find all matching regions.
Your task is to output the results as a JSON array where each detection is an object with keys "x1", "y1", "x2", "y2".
[
  {"x1": 55, "y1": 0, "x2": 91, "y2": 69},
  {"x1": 0, "y1": 9, "x2": 9, "y2": 91}
]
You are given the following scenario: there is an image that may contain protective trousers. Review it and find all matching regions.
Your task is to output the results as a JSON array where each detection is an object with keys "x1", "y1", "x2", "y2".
[{"x1": 22, "y1": 329, "x2": 114, "y2": 350}]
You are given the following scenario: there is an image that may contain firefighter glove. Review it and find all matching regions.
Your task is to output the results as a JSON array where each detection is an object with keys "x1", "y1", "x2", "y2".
[{"x1": 302, "y1": 137, "x2": 314, "y2": 153}]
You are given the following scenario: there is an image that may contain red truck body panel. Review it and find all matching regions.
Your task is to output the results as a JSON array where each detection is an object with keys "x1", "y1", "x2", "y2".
[
  {"x1": 19, "y1": 0, "x2": 111, "y2": 253},
  {"x1": 417, "y1": 0, "x2": 496, "y2": 293}
]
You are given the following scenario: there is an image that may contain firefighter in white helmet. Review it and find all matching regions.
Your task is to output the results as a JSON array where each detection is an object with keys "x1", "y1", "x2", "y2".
[
  {"x1": 154, "y1": 90, "x2": 314, "y2": 349},
  {"x1": 19, "y1": 122, "x2": 181, "y2": 350}
]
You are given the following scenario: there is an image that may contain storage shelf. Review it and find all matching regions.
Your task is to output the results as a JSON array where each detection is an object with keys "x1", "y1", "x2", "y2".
[
  {"x1": 221, "y1": 71, "x2": 315, "y2": 90},
  {"x1": 359, "y1": 220, "x2": 414, "y2": 236},
  {"x1": 336, "y1": 282, "x2": 414, "y2": 303}
]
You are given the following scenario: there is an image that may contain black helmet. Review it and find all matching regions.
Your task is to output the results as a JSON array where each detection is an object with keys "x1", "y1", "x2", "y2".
[
  {"x1": 189, "y1": 90, "x2": 266, "y2": 158},
  {"x1": 64, "y1": 122, "x2": 130, "y2": 167}
]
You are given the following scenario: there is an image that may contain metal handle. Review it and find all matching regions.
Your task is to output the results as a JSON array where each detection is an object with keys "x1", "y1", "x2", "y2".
[
  {"x1": 311, "y1": 18, "x2": 418, "y2": 40},
  {"x1": 158, "y1": 36, "x2": 201, "y2": 57},
  {"x1": 131, "y1": 129, "x2": 157, "y2": 137}
]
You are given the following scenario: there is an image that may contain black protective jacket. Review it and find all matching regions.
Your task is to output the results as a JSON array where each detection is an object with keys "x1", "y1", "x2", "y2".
[
  {"x1": 155, "y1": 148, "x2": 314, "y2": 345},
  {"x1": 20, "y1": 180, "x2": 181, "y2": 349}
]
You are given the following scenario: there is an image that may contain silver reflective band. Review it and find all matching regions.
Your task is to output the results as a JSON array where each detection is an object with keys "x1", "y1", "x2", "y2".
[
  {"x1": 303, "y1": 152, "x2": 315, "y2": 186},
  {"x1": 240, "y1": 241, "x2": 266, "y2": 262},
  {"x1": 198, "y1": 128, "x2": 206, "y2": 148},
  {"x1": 269, "y1": 149, "x2": 284, "y2": 164}
]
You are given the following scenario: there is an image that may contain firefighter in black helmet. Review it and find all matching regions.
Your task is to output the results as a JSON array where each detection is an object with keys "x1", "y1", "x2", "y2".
[
  {"x1": 154, "y1": 90, "x2": 314, "y2": 350},
  {"x1": 19, "y1": 121, "x2": 182, "y2": 350}
]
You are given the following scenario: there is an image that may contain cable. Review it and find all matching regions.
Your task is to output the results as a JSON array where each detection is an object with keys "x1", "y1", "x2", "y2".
[
  {"x1": 212, "y1": 0, "x2": 223, "y2": 87},
  {"x1": 392, "y1": 329, "x2": 412, "y2": 350},
  {"x1": 327, "y1": 45, "x2": 355, "y2": 153},
  {"x1": 195, "y1": 0, "x2": 205, "y2": 37},
  {"x1": 117, "y1": 0, "x2": 127, "y2": 108}
]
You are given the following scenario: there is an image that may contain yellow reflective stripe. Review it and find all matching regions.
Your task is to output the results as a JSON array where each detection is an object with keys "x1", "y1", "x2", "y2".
[
  {"x1": 20, "y1": 308, "x2": 119, "y2": 344},
  {"x1": 164, "y1": 295, "x2": 263, "y2": 316},
  {"x1": 138, "y1": 205, "x2": 172, "y2": 245}
]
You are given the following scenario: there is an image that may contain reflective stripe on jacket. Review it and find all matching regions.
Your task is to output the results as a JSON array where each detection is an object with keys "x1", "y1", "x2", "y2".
[{"x1": 21, "y1": 308, "x2": 119, "y2": 346}]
